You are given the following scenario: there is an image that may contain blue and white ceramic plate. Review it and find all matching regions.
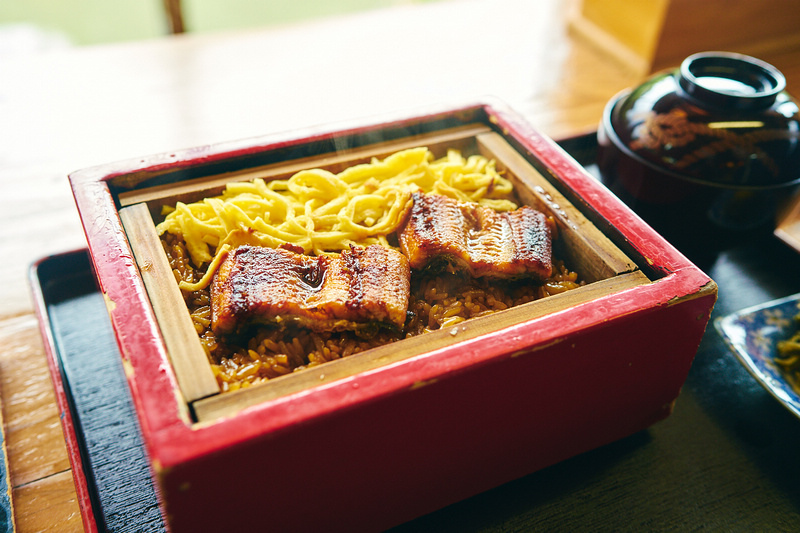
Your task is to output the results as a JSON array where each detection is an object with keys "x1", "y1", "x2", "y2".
[{"x1": 715, "y1": 293, "x2": 800, "y2": 420}]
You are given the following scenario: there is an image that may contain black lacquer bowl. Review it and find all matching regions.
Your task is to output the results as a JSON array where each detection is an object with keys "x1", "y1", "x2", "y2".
[{"x1": 598, "y1": 52, "x2": 800, "y2": 263}]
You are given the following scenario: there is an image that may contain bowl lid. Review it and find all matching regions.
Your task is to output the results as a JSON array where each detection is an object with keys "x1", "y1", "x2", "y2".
[{"x1": 606, "y1": 52, "x2": 800, "y2": 187}]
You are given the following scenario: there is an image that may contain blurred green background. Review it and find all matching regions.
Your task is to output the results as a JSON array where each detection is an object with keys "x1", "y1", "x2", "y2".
[{"x1": 0, "y1": 0, "x2": 438, "y2": 47}]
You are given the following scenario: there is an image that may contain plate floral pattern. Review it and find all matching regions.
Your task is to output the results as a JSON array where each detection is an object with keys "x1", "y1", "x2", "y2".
[{"x1": 715, "y1": 293, "x2": 800, "y2": 420}]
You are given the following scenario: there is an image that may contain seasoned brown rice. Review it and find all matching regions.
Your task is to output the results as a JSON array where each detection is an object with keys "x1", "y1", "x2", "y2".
[{"x1": 161, "y1": 233, "x2": 582, "y2": 392}]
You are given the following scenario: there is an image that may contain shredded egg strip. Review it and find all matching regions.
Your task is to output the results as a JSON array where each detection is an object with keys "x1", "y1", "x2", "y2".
[{"x1": 156, "y1": 147, "x2": 516, "y2": 290}]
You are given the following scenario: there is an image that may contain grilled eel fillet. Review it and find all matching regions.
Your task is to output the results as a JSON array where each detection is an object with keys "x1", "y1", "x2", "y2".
[
  {"x1": 399, "y1": 192, "x2": 553, "y2": 280},
  {"x1": 211, "y1": 244, "x2": 410, "y2": 335}
]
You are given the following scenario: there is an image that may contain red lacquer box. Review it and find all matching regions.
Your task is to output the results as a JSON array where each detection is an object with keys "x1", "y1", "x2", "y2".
[{"x1": 64, "y1": 101, "x2": 716, "y2": 532}]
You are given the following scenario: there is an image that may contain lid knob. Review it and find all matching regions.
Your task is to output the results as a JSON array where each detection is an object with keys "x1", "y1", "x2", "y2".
[{"x1": 678, "y1": 51, "x2": 786, "y2": 110}]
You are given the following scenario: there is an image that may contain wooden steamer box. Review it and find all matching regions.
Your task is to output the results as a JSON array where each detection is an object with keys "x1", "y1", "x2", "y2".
[{"x1": 67, "y1": 102, "x2": 716, "y2": 532}]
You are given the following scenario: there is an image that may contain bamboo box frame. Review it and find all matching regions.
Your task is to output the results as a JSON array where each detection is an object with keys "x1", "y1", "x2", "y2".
[{"x1": 116, "y1": 124, "x2": 646, "y2": 422}]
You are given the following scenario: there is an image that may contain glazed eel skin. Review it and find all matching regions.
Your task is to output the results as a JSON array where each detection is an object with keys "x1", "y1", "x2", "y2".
[
  {"x1": 210, "y1": 193, "x2": 553, "y2": 336},
  {"x1": 211, "y1": 244, "x2": 411, "y2": 335},
  {"x1": 399, "y1": 192, "x2": 553, "y2": 280}
]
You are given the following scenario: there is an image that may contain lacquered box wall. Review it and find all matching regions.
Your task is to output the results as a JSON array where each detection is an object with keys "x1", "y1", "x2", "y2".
[{"x1": 66, "y1": 101, "x2": 716, "y2": 532}]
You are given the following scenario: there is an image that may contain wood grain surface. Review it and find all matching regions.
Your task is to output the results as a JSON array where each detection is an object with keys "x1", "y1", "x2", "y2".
[{"x1": 1, "y1": 0, "x2": 799, "y2": 530}]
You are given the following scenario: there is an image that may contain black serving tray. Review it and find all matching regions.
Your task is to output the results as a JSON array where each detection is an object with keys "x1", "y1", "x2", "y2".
[
  {"x1": 31, "y1": 134, "x2": 800, "y2": 532},
  {"x1": 1, "y1": 411, "x2": 13, "y2": 533},
  {"x1": 31, "y1": 249, "x2": 165, "y2": 533}
]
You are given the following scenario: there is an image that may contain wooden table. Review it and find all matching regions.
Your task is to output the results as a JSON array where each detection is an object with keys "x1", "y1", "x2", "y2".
[{"x1": 2, "y1": 1, "x2": 800, "y2": 530}]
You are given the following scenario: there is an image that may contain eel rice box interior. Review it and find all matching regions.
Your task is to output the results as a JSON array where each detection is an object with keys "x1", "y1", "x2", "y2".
[{"x1": 64, "y1": 102, "x2": 716, "y2": 532}]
